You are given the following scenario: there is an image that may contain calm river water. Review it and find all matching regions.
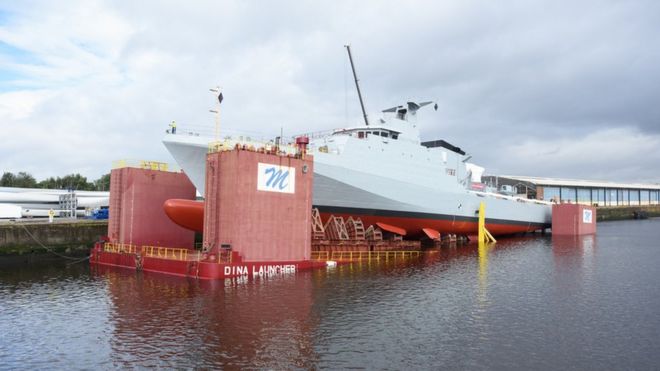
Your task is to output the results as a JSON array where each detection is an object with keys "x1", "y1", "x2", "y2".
[{"x1": 2, "y1": 219, "x2": 660, "y2": 369}]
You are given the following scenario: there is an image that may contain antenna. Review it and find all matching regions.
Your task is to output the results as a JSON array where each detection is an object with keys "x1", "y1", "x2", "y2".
[{"x1": 345, "y1": 45, "x2": 369, "y2": 126}]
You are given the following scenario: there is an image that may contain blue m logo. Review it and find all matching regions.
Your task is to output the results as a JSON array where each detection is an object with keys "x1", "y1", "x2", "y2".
[
  {"x1": 258, "y1": 163, "x2": 295, "y2": 193},
  {"x1": 264, "y1": 167, "x2": 289, "y2": 190}
]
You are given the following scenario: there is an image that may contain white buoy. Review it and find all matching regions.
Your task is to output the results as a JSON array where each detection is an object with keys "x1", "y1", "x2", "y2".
[{"x1": 326, "y1": 260, "x2": 337, "y2": 267}]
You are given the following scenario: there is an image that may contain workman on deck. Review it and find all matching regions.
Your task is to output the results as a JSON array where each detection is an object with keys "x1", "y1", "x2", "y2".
[{"x1": 169, "y1": 120, "x2": 177, "y2": 134}]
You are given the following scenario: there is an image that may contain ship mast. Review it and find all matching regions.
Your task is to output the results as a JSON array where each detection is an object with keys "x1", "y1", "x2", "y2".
[{"x1": 345, "y1": 45, "x2": 369, "y2": 126}]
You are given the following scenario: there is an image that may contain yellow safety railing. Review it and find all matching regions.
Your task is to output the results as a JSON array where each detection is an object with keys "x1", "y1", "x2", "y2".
[
  {"x1": 102, "y1": 243, "x2": 204, "y2": 261},
  {"x1": 218, "y1": 250, "x2": 233, "y2": 263},
  {"x1": 207, "y1": 138, "x2": 298, "y2": 155},
  {"x1": 112, "y1": 159, "x2": 179, "y2": 172},
  {"x1": 311, "y1": 250, "x2": 422, "y2": 261},
  {"x1": 313, "y1": 251, "x2": 330, "y2": 260},
  {"x1": 103, "y1": 242, "x2": 137, "y2": 254},
  {"x1": 142, "y1": 246, "x2": 193, "y2": 261},
  {"x1": 208, "y1": 139, "x2": 233, "y2": 153},
  {"x1": 139, "y1": 160, "x2": 168, "y2": 171}
]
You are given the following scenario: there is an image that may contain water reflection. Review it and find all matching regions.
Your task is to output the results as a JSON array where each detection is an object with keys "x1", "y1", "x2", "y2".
[
  {"x1": 477, "y1": 241, "x2": 495, "y2": 308},
  {"x1": 5, "y1": 220, "x2": 660, "y2": 369},
  {"x1": 551, "y1": 234, "x2": 598, "y2": 290},
  {"x1": 93, "y1": 266, "x2": 318, "y2": 369},
  {"x1": 552, "y1": 234, "x2": 597, "y2": 258}
]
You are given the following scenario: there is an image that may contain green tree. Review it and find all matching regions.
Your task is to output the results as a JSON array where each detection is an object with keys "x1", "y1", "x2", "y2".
[
  {"x1": 59, "y1": 174, "x2": 94, "y2": 190},
  {"x1": 37, "y1": 177, "x2": 58, "y2": 189},
  {"x1": 14, "y1": 172, "x2": 37, "y2": 188},
  {"x1": 93, "y1": 173, "x2": 111, "y2": 191},
  {"x1": 1, "y1": 172, "x2": 16, "y2": 186},
  {"x1": 36, "y1": 173, "x2": 94, "y2": 190},
  {"x1": 1, "y1": 171, "x2": 37, "y2": 188}
]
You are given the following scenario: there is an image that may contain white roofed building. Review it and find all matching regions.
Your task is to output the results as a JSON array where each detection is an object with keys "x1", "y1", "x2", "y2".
[{"x1": 482, "y1": 175, "x2": 660, "y2": 207}]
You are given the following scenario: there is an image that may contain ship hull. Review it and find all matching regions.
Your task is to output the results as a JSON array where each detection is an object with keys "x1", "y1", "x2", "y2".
[
  {"x1": 162, "y1": 134, "x2": 552, "y2": 236},
  {"x1": 311, "y1": 162, "x2": 551, "y2": 236},
  {"x1": 318, "y1": 208, "x2": 546, "y2": 236}
]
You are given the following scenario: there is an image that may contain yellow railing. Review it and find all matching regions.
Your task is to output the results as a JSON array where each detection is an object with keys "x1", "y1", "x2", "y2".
[
  {"x1": 311, "y1": 250, "x2": 422, "y2": 261},
  {"x1": 142, "y1": 246, "x2": 193, "y2": 261},
  {"x1": 208, "y1": 138, "x2": 298, "y2": 155},
  {"x1": 208, "y1": 140, "x2": 233, "y2": 153},
  {"x1": 218, "y1": 250, "x2": 233, "y2": 263},
  {"x1": 112, "y1": 159, "x2": 178, "y2": 172},
  {"x1": 103, "y1": 243, "x2": 137, "y2": 254},
  {"x1": 139, "y1": 160, "x2": 168, "y2": 171}
]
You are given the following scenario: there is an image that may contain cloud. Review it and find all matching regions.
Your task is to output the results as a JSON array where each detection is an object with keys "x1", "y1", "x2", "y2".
[
  {"x1": 493, "y1": 127, "x2": 660, "y2": 183},
  {"x1": 0, "y1": 0, "x2": 658, "y2": 185}
]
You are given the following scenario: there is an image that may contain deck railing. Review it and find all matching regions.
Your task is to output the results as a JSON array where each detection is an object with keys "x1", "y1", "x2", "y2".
[
  {"x1": 311, "y1": 250, "x2": 422, "y2": 261},
  {"x1": 142, "y1": 246, "x2": 195, "y2": 261},
  {"x1": 103, "y1": 243, "x2": 138, "y2": 254}
]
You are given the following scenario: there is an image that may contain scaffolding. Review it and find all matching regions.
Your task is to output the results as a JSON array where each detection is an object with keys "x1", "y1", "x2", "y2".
[{"x1": 58, "y1": 191, "x2": 77, "y2": 219}]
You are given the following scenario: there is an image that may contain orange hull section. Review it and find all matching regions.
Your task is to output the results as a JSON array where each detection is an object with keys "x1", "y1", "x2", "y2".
[{"x1": 163, "y1": 199, "x2": 204, "y2": 232}]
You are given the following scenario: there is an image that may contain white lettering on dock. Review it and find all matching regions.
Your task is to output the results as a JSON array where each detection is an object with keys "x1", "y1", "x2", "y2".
[
  {"x1": 252, "y1": 264, "x2": 296, "y2": 277},
  {"x1": 223, "y1": 264, "x2": 297, "y2": 277},
  {"x1": 224, "y1": 265, "x2": 249, "y2": 276}
]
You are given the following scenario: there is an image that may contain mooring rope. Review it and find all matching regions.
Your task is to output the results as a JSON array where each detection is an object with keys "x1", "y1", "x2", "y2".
[
  {"x1": 66, "y1": 255, "x2": 90, "y2": 266},
  {"x1": 19, "y1": 223, "x2": 90, "y2": 262}
]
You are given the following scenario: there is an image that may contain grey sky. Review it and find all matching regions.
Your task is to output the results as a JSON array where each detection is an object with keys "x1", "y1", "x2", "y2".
[{"x1": 1, "y1": 0, "x2": 659, "y2": 183}]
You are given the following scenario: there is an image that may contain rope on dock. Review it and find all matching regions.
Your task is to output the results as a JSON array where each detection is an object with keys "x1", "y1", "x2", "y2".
[{"x1": 19, "y1": 223, "x2": 90, "y2": 262}]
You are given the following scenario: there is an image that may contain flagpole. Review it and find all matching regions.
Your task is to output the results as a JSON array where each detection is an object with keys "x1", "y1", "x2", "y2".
[
  {"x1": 215, "y1": 103, "x2": 220, "y2": 142},
  {"x1": 209, "y1": 86, "x2": 222, "y2": 143}
]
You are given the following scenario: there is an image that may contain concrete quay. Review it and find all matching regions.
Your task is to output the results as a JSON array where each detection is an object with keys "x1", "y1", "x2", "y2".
[{"x1": 0, "y1": 219, "x2": 107, "y2": 256}]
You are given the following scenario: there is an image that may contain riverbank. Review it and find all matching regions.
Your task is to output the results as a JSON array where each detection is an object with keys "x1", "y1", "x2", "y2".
[
  {"x1": 596, "y1": 205, "x2": 660, "y2": 221},
  {"x1": 0, "y1": 219, "x2": 107, "y2": 256}
]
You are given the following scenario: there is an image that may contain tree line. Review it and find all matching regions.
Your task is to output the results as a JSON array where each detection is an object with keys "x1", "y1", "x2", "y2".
[{"x1": 0, "y1": 171, "x2": 111, "y2": 191}]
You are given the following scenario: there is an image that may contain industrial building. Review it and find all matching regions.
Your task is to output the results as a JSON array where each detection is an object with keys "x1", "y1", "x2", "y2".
[{"x1": 483, "y1": 175, "x2": 660, "y2": 207}]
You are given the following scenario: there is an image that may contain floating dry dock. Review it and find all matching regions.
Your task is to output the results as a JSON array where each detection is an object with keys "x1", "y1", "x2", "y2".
[
  {"x1": 91, "y1": 138, "x2": 596, "y2": 280},
  {"x1": 92, "y1": 144, "x2": 331, "y2": 279}
]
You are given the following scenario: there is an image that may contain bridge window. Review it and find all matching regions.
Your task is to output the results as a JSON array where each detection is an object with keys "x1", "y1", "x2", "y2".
[
  {"x1": 358, "y1": 131, "x2": 364, "y2": 139},
  {"x1": 391, "y1": 133, "x2": 398, "y2": 140},
  {"x1": 380, "y1": 132, "x2": 388, "y2": 138}
]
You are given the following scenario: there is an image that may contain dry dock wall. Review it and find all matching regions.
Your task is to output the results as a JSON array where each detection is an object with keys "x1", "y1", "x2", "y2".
[
  {"x1": 108, "y1": 167, "x2": 196, "y2": 248},
  {"x1": 0, "y1": 220, "x2": 108, "y2": 256},
  {"x1": 203, "y1": 149, "x2": 314, "y2": 262},
  {"x1": 552, "y1": 204, "x2": 596, "y2": 235}
]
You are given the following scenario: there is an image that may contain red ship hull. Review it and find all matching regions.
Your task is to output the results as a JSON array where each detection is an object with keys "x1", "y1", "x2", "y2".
[
  {"x1": 317, "y1": 210, "x2": 547, "y2": 236},
  {"x1": 164, "y1": 200, "x2": 548, "y2": 236}
]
